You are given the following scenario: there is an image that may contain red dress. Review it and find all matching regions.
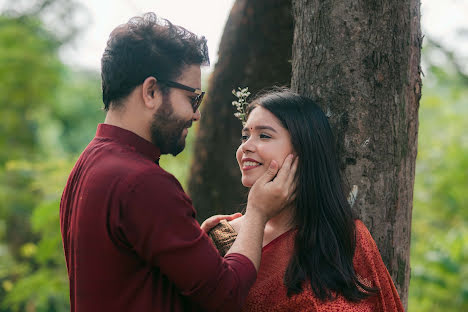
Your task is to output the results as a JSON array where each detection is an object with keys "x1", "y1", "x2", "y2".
[
  {"x1": 210, "y1": 220, "x2": 404, "y2": 311},
  {"x1": 243, "y1": 220, "x2": 404, "y2": 311}
]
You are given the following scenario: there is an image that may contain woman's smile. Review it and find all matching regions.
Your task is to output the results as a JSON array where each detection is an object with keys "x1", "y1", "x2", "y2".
[
  {"x1": 236, "y1": 106, "x2": 294, "y2": 187},
  {"x1": 241, "y1": 158, "x2": 263, "y2": 171}
]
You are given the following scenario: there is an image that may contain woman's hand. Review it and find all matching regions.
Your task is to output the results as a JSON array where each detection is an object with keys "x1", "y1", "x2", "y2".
[{"x1": 200, "y1": 213, "x2": 243, "y2": 233}]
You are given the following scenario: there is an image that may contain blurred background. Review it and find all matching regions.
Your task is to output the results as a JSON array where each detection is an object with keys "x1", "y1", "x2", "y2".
[{"x1": 0, "y1": 0, "x2": 466, "y2": 311}]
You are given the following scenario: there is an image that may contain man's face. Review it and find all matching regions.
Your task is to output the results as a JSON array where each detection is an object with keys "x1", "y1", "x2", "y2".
[{"x1": 150, "y1": 65, "x2": 201, "y2": 156}]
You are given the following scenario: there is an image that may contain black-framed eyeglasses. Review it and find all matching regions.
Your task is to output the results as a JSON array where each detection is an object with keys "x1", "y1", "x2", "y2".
[{"x1": 156, "y1": 79, "x2": 205, "y2": 113}]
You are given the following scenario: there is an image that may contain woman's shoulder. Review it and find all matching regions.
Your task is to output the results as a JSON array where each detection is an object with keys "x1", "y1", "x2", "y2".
[
  {"x1": 354, "y1": 219, "x2": 376, "y2": 246},
  {"x1": 353, "y1": 220, "x2": 383, "y2": 268},
  {"x1": 353, "y1": 222, "x2": 405, "y2": 311},
  {"x1": 353, "y1": 219, "x2": 388, "y2": 274}
]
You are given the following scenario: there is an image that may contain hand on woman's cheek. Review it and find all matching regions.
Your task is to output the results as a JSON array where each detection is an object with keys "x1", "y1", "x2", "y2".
[{"x1": 236, "y1": 106, "x2": 294, "y2": 188}]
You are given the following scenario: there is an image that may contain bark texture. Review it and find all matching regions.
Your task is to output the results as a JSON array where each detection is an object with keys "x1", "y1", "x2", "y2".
[
  {"x1": 291, "y1": 0, "x2": 422, "y2": 308},
  {"x1": 189, "y1": 0, "x2": 293, "y2": 222}
]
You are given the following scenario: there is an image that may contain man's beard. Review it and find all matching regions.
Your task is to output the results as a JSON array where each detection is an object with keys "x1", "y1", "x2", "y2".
[{"x1": 150, "y1": 96, "x2": 192, "y2": 156}]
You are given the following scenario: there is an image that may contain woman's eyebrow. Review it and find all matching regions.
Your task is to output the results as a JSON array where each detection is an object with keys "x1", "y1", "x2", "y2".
[{"x1": 242, "y1": 125, "x2": 277, "y2": 133}]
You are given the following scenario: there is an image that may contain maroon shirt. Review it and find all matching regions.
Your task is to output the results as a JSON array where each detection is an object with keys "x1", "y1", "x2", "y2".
[{"x1": 60, "y1": 124, "x2": 256, "y2": 312}]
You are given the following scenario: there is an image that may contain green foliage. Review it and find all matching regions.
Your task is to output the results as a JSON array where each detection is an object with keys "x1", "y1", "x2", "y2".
[
  {"x1": 159, "y1": 125, "x2": 196, "y2": 190},
  {"x1": 408, "y1": 49, "x2": 468, "y2": 311},
  {"x1": 0, "y1": 10, "x2": 102, "y2": 311},
  {"x1": 0, "y1": 158, "x2": 73, "y2": 311},
  {"x1": 1, "y1": 0, "x2": 88, "y2": 44},
  {"x1": 0, "y1": 4, "x2": 466, "y2": 311},
  {"x1": 40, "y1": 68, "x2": 104, "y2": 155},
  {"x1": 0, "y1": 15, "x2": 62, "y2": 164}
]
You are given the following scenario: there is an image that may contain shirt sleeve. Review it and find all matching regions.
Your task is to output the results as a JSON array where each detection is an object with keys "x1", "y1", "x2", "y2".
[{"x1": 119, "y1": 169, "x2": 256, "y2": 311}]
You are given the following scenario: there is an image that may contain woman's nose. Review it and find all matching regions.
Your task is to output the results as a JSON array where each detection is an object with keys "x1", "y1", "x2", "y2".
[{"x1": 241, "y1": 138, "x2": 255, "y2": 153}]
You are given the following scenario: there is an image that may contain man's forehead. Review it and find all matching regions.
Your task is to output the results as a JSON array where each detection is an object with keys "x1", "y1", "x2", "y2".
[{"x1": 177, "y1": 65, "x2": 201, "y2": 86}]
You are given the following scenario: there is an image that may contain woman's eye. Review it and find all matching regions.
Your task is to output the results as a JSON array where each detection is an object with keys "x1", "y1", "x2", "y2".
[
  {"x1": 241, "y1": 135, "x2": 249, "y2": 142},
  {"x1": 260, "y1": 133, "x2": 271, "y2": 139}
]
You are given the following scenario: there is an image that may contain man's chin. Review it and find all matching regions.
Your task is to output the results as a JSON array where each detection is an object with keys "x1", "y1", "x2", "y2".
[{"x1": 168, "y1": 139, "x2": 186, "y2": 156}]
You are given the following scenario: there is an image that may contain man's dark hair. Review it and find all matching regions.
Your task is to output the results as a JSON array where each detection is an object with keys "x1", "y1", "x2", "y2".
[{"x1": 101, "y1": 12, "x2": 209, "y2": 110}]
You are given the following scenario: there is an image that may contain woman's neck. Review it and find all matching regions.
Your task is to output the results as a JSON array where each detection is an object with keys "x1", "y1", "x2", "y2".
[
  {"x1": 263, "y1": 205, "x2": 295, "y2": 246},
  {"x1": 229, "y1": 205, "x2": 296, "y2": 247}
]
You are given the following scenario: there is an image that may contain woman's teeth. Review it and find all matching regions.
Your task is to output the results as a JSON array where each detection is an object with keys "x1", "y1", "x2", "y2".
[{"x1": 244, "y1": 161, "x2": 260, "y2": 167}]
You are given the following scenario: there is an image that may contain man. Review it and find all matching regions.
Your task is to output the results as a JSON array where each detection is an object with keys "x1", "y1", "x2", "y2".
[{"x1": 60, "y1": 13, "x2": 297, "y2": 312}]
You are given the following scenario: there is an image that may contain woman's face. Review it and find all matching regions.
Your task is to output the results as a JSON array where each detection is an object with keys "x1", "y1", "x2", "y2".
[{"x1": 236, "y1": 106, "x2": 295, "y2": 187}]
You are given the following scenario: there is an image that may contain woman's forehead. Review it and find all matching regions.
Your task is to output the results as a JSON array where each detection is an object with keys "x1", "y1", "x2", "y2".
[{"x1": 246, "y1": 106, "x2": 279, "y2": 125}]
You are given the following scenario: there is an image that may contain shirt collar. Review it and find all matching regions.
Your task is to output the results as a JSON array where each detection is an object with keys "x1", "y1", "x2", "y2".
[{"x1": 96, "y1": 123, "x2": 161, "y2": 164}]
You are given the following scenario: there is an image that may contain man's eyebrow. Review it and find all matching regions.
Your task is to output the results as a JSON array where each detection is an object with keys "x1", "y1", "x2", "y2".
[{"x1": 242, "y1": 125, "x2": 278, "y2": 133}]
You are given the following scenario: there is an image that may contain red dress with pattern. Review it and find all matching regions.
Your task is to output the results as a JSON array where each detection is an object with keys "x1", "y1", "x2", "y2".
[{"x1": 232, "y1": 220, "x2": 404, "y2": 311}]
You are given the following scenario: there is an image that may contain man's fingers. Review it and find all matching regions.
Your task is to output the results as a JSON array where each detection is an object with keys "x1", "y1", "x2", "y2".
[
  {"x1": 272, "y1": 154, "x2": 294, "y2": 185},
  {"x1": 200, "y1": 215, "x2": 223, "y2": 232},
  {"x1": 256, "y1": 160, "x2": 279, "y2": 184},
  {"x1": 200, "y1": 213, "x2": 242, "y2": 232},
  {"x1": 200, "y1": 217, "x2": 217, "y2": 232},
  {"x1": 224, "y1": 212, "x2": 243, "y2": 221},
  {"x1": 286, "y1": 156, "x2": 298, "y2": 187},
  {"x1": 286, "y1": 157, "x2": 299, "y2": 201}
]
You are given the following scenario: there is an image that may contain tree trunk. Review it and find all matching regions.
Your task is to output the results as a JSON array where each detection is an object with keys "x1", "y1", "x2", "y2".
[
  {"x1": 189, "y1": 0, "x2": 294, "y2": 222},
  {"x1": 291, "y1": 0, "x2": 422, "y2": 308}
]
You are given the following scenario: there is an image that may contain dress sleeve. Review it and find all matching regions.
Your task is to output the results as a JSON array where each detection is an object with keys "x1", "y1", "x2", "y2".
[
  {"x1": 119, "y1": 170, "x2": 256, "y2": 312},
  {"x1": 208, "y1": 220, "x2": 238, "y2": 256},
  {"x1": 353, "y1": 220, "x2": 405, "y2": 312}
]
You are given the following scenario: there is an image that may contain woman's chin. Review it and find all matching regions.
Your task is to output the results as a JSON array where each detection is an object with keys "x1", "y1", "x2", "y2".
[{"x1": 241, "y1": 177, "x2": 256, "y2": 188}]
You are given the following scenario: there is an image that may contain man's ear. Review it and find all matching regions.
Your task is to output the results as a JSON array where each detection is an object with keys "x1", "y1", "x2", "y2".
[{"x1": 142, "y1": 76, "x2": 160, "y2": 109}]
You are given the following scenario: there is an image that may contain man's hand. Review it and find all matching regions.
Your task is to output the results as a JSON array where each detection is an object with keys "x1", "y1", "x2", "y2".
[
  {"x1": 200, "y1": 213, "x2": 243, "y2": 233},
  {"x1": 246, "y1": 154, "x2": 298, "y2": 221},
  {"x1": 226, "y1": 155, "x2": 298, "y2": 270}
]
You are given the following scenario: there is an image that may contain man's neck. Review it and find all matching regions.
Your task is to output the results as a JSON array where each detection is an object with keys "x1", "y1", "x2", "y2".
[{"x1": 104, "y1": 108, "x2": 151, "y2": 143}]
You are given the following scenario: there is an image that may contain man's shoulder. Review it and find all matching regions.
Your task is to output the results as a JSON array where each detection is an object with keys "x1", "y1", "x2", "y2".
[
  {"x1": 80, "y1": 138, "x2": 180, "y2": 190},
  {"x1": 122, "y1": 164, "x2": 192, "y2": 210},
  {"x1": 84, "y1": 137, "x2": 159, "y2": 172},
  {"x1": 125, "y1": 165, "x2": 181, "y2": 190}
]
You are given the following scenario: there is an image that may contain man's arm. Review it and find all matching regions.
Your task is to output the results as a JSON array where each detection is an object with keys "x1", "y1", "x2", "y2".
[
  {"x1": 227, "y1": 155, "x2": 297, "y2": 270},
  {"x1": 120, "y1": 170, "x2": 252, "y2": 311},
  {"x1": 119, "y1": 155, "x2": 296, "y2": 311}
]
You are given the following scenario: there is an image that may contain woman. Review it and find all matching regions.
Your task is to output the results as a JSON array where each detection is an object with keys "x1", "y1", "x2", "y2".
[{"x1": 208, "y1": 88, "x2": 404, "y2": 311}]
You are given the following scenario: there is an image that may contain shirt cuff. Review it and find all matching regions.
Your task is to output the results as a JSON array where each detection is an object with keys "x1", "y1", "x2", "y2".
[{"x1": 224, "y1": 253, "x2": 257, "y2": 306}]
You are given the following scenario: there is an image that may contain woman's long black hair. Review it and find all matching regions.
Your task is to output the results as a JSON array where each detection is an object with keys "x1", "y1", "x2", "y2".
[{"x1": 248, "y1": 88, "x2": 377, "y2": 301}]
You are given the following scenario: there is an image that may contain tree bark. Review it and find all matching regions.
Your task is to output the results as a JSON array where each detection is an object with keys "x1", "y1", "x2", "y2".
[
  {"x1": 189, "y1": 0, "x2": 294, "y2": 222},
  {"x1": 291, "y1": 0, "x2": 422, "y2": 308}
]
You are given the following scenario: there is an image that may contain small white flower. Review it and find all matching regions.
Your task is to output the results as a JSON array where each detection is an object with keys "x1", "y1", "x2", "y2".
[{"x1": 232, "y1": 87, "x2": 250, "y2": 125}]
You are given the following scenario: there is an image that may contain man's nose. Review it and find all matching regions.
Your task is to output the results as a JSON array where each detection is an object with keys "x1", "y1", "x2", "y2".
[{"x1": 192, "y1": 109, "x2": 201, "y2": 121}]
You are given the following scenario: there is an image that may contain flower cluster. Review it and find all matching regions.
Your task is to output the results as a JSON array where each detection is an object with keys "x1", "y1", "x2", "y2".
[
  {"x1": 347, "y1": 185, "x2": 358, "y2": 207},
  {"x1": 232, "y1": 87, "x2": 251, "y2": 126}
]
